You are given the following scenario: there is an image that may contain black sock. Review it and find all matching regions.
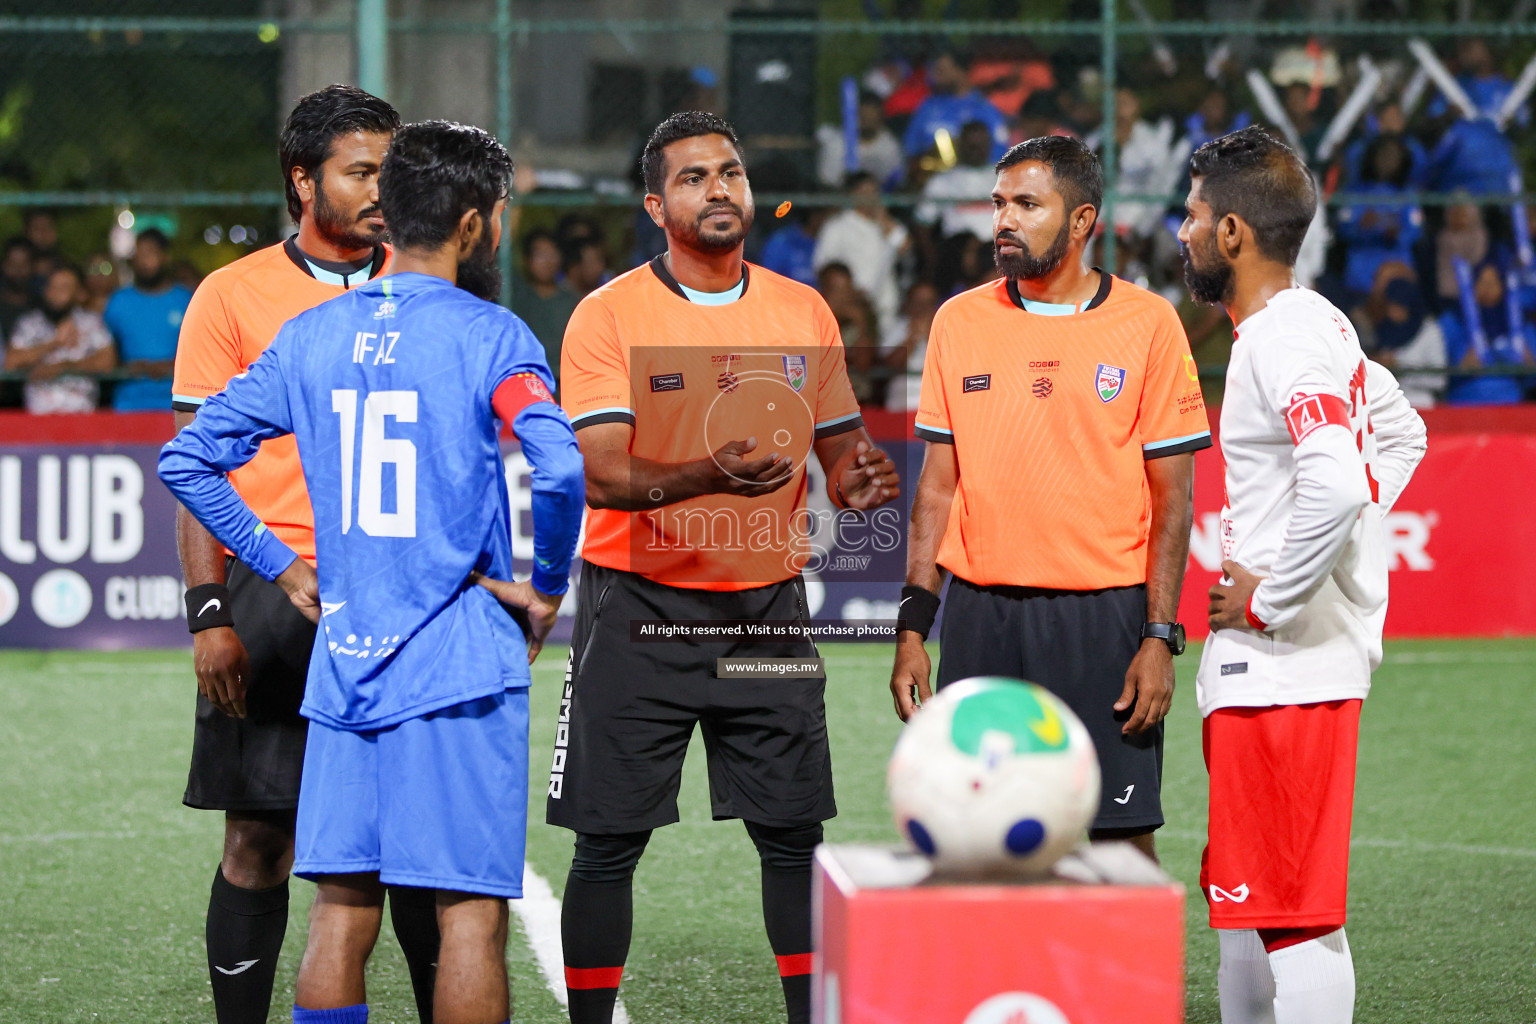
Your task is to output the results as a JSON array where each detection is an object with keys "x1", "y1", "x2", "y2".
[
  {"x1": 761, "y1": 863, "x2": 813, "y2": 1024},
  {"x1": 388, "y1": 886, "x2": 440, "y2": 1024},
  {"x1": 206, "y1": 867, "x2": 288, "y2": 1024},
  {"x1": 561, "y1": 874, "x2": 633, "y2": 1024},
  {"x1": 747, "y1": 822, "x2": 820, "y2": 1024}
]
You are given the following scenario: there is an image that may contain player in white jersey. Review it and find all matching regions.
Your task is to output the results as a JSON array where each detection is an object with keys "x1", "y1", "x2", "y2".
[{"x1": 1178, "y1": 127, "x2": 1427, "y2": 1024}]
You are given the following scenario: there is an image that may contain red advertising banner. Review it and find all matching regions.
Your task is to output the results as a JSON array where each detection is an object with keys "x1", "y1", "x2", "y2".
[
  {"x1": 1176, "y1": 408, "x2": 1536, "y2": 639},
  {"x1": 2, "y1": 406, "x2": 1534, "y2": 647}
]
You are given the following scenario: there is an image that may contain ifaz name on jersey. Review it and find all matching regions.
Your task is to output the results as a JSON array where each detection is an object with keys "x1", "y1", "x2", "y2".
[{"x1": 352, "y1": 330, "x2": 400, "y2": 365}]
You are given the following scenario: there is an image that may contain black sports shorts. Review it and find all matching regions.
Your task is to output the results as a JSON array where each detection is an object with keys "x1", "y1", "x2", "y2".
[
  {"x1": 935, "y1": 577, "x2": 1163, "y2": 832},
  {"x1": 182, "y1": 556, "x2": 313, "y2": 812},
  {"x1": 546, "y1": 562, "x2": 836, "y2": 834}
]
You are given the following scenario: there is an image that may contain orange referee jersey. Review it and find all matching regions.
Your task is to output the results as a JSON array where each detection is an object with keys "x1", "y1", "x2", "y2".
[
  {"x1": 561, "y1": 257, "x2": 863, "y2": 590},
  {"x1": 915, "y1": 272, "x2": 1210, "y2": 591},
  {"x1": 172, "y1": 238, "x2": 390, "y2": 563}
]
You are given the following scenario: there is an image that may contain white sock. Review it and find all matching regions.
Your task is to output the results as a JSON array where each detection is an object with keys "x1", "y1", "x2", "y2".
[
  {"x1": 1217, "y1": 929, "x2": 1276, "y2": 1024},
  {"x1": 1269, "y1": 928, "x2": 1355, "y2": 1024}
]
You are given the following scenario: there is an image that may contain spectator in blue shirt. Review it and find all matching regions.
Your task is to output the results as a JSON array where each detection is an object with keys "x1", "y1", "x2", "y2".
[
  {"x1": 1438, "y1": 255, "x2": 1535, "y2": 405},
  {"x1": 1424, "y1": 38, "x2": 1523, "y2": 196},
  {"x1": 902, "y1": 51, "x2": 1008, "y2": 165},
  {"x1": 758, "y1": 207, "x2": 826, "y2": 288},
  {"x1": 1342, "y1": 102, "x2": 1427, "y2": 189},
  {"x1": 102, "y1": 228, "x2": 191, "y2": 411},
  {"x1": 1336, "y1": 134, "x2": 1424, "y2": 303}
]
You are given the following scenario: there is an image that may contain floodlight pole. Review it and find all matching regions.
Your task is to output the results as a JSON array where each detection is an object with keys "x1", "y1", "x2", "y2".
[{"x1": 357, "y1": 0, "x2": 389, "y2": 99}]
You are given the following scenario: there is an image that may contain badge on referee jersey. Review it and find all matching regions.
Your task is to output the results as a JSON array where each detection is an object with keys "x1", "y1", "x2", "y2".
[
  {"x1": 782, "y1": 355, "x2": 807, "y2": 393},
  {"x1": 1096, "y1": 363, "x2": 1126, "y2": 403}
]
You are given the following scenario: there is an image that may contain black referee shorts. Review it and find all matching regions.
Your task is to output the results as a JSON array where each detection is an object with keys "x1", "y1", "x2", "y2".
[
  {"x1": 935, "y1": 577, "x2": 1163, "y2": 833},
  {"x1": 182, "y1": 556, "x2": 313, "y2": 812},
  {"x1": 546, "y1": 562, "x2": 836, "y2": 834}
]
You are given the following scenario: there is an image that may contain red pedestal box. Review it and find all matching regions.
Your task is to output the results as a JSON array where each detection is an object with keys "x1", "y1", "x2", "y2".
[{"x1": 813, "y1": 844, "x2": 1185, "y2": 1024}]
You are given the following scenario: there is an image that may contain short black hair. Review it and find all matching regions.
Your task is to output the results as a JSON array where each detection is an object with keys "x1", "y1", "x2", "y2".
[
  {"x1": 641, "y1": 111, "x2": 743, "y2": 196},
  {"x1": 279, "y1": 84, "x2": 400, "y2": 223},
  {"x1": 48, "y1": 262, "x2": 83, "y2": 286},
  {"x1": 135, "y1": 227, "x2": 170, "y2": 251},
  {"x1": 2, "y1": 235, "x2": 33, "y2": 258},
  {"x1": 1189, "y1": 125, "x2": 1316, "y2": 267},
  {"x1": 995, "y1": 135, "x2": 1103, "y2": 216},
  {"x1": 378, "y1": 120, "x2": 513, "y2": 250},
  {"x1": 843, "y1": 169, "x2": 878, "y2": 191},
  {"x1": 562, "y1": 236, "x2": 605, "y2": 273},
  {"x1": 521, "y1": 227, "x2": 558, "y2": 260}
]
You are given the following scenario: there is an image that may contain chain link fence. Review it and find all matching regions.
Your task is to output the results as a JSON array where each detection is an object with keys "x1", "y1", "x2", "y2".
[{"x1": 2, "y1": 1, "x2": 1534, "y2": 406}]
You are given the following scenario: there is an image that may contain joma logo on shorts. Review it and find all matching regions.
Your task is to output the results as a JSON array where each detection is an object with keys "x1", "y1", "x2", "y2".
[
  {"x1": 548, "y1": 653, "x2": 574, "y2": 798},
  {"x1": 1209, "y1": 883, "x2": 1250, "y2": 903}
]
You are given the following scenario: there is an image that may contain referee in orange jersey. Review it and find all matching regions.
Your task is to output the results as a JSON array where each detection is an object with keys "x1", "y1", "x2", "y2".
[
  {"x1": 891, "y1": 136, "x2": 1210, "y2": 861},
  {"x1": 554, "y1": 112, "x2": 900, "y2": 1024}
]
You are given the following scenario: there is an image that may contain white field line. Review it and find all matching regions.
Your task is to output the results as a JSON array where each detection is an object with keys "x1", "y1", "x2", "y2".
[{"x1": 512, "y1": 862, "x2": 631, "y2": 1024}]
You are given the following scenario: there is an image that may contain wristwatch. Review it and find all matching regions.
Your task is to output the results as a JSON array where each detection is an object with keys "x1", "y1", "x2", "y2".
[{"x1": 1141, "y1": 622, "x2": 1186, "y2": 656}]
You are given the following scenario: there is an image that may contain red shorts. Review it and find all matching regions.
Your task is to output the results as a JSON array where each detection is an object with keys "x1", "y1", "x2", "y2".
[{"x1": 1200, "y1": 699, "x2": 1361, "y2": 930}]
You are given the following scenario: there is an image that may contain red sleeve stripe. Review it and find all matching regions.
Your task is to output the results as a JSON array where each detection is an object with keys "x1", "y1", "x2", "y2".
[
  {"x1": 564, "y1": 965, "x2": 624, "y2": 990},
  {"x1": 492, "y1": 372, "x2": 555, "y2": 424},
  {"x1": 1244, "y1": 596, "x2": 1268, "y2": 631},
  {"x1": 1284, "y1": 393, "x2": 1350, "y2": 446},
  {"x1": 776, "y1": 952, "x2": 815, "y2": 977}
]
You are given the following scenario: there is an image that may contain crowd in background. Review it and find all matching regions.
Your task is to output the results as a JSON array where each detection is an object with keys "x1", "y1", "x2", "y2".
[{"x1": 4, "y1": 34, "x2": 1534, "y2": 416}]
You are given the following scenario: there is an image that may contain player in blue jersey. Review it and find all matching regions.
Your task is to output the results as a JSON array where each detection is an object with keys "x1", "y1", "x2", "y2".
[{"x1": 160, "y1": 120, "x2": 585, "y2": 1024}]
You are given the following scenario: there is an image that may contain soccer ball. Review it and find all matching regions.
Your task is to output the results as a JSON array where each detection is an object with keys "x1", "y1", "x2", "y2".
[{"x1": 887, "y1": 677, "x2": 1100, "y2": 877}]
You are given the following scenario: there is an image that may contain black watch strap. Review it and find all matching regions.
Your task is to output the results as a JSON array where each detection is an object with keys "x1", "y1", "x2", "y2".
[{"x1": 1140, "y1": 621, "x2": 1186, "y2": 655}]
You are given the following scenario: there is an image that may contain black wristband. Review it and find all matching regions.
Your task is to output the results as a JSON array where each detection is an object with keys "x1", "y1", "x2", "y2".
[
  {"x1": 896, "y1": 584, "x2": 941, "y2": 640},
  {"x1": 185, "y1": 583, "x2": 234, "y2": 634}
]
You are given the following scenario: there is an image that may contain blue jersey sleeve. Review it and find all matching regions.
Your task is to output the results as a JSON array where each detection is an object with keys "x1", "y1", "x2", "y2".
[
  {"x1": 157, "y1": 338, "x2": 300, "y2": 581},
  {"x1": 486, "y1": 310, "x2": 585, "y2": 596},
  {"x1": 513, "y1": 400, "x2": 585, "y2": 596}
]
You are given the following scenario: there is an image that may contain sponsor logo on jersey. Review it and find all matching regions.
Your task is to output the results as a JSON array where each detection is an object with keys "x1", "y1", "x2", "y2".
[
  {"x1": 1114, "y1": 784, "x2": 1134, "y2": 804},
  {"x1": 372, "y1": 300, "x2": 396, "y2": 319},
  {"x1": 1220, "y1": 662, "x2": 1248, "y2": 675},
  {"x1": 1027, "y1": 360, "x2": 1060, "y2": 370},
  {"x1": 1096, "y1": 363, "x2": 1126, "y2": 403},
  {"x1": 1032, "y1": 377, "x2": 1053, "y2": 399},
  {"x1": 963, "y1": 992, "x2": 1072, "y2": 1024},
  {"x1": 650, "y1": 373, "x2": 685, "y2": 392},
  {"x1": 1209, "y1": 882, "x2": 1250, "y2": 903},
  {"x1": 782, "y1": 355, "x2": 808, "y2": 393},
  {"x1": 963, "y1": 374, "x2": 992, "y2": 393}
]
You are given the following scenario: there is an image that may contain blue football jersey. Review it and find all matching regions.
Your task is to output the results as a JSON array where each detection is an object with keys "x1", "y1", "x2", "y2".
[{"x1": 163, "y1": 272, "x2": 570, "y2": 730}]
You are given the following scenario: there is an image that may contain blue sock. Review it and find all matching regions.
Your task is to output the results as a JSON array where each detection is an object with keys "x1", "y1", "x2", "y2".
[{"x1": 293, "y1": 1005, "x2": 368, "y2": 1024}]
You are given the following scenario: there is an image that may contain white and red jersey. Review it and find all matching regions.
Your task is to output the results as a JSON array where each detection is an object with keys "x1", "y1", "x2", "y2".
[{"x1": 1196, "y1": 288, "x2": 1427, "y2": 715}]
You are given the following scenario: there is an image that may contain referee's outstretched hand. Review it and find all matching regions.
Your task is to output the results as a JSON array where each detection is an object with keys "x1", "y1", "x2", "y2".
[
  {"x1": 470, "y1": 573, "x2": 563, "y2": 664},
  {"x1": 707, "y1": 437, "x2": 797, "y2": 496}
]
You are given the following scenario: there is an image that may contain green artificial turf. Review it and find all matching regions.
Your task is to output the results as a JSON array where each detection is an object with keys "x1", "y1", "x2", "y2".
[{"x1": 1, "y1": 640, "x2": 1532, "y2": 1022}]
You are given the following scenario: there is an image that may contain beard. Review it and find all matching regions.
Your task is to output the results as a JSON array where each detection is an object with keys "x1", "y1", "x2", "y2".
[
  {"x1": 994, "y1": 219, "x2": 1071, "y2": 280},
  {"x1": 666, "y1": 200, "x2": 754, "y2": 255},
  {"x1": 455, "y1": 224, "x2": 502, "y2": 301},
  {"x1": 1181, "y1": 234, "x2": 1234, "y2": 305},
  {"x1": 133, "y1": 267, "x2": 169, "y2": 290},
  {"x1": 313, "y1": 177, "x2": 386, "y2": 252}
]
